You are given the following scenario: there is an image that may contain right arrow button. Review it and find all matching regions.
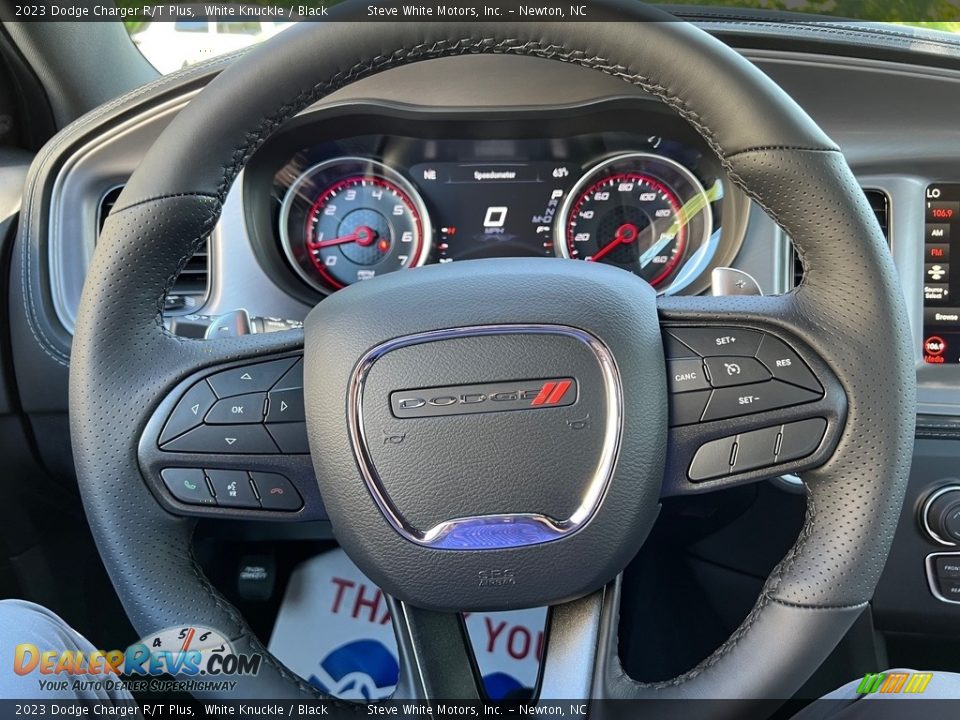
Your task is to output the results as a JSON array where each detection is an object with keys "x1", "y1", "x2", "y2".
[{"x1": 266, "y1": 388, "x2": 305, "y2": 423}]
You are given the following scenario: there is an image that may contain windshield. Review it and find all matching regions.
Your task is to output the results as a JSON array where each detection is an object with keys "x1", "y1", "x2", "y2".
[{"x1": 123, "y1": 1, "x2": 960, "y2": 75}]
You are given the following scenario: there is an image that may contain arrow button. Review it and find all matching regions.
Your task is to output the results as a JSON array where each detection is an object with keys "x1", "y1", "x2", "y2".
[
  {"x1": 266, "y1": 388, "x2": 305, "y2": 423},
  {"x1": 207, "y1": 357, "x2": 299, "y2": 398},
  {"x1": 160, "y1": 424, "x2": 279, "y2": 454},
  {"x1": 159, "y1": 381, "x2": 217, "y2": 445}
]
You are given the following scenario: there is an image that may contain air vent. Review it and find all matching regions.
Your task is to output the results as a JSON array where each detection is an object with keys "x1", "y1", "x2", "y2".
[
  {"x1": 97, "y1": 185, "x2": 210, "y2": 308},
  {"x1": 97, "y1": 186, "x2": 123, "y2": 232},
  {"x1": 792, "y1": 188, "x2": 889, "y2": 289},
  {"x1": 864, "y1": 188, "x2": 890, "y2": 242}
]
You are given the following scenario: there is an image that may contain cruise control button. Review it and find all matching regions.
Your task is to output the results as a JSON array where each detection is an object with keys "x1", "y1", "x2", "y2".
[
  {"x1": 251, "y1": 472, "x2": 304, "y2": 511},
  {"x1": 159, "y1": 381, "x2": 217, "y2": 445},
  {"x1": 704, "y1": 357, "x2": 770, "y2": 388},
  {"x1": 273, "y1": 358, "x2": 304, "y2": 391},
  {"x1": 669, "y1": 389, "x2": 711, "y2": 427},
  {"x1": 266, "y1": 388, "x2": 305, "y2": 423},
  {"x1": 206, "y1": 358, "x2": 298, "y2": 398},
  {"x1": 755, "y1": 336, "x2": 822, "y2": 393},
  {"x1": 667, "y1": 358, "x2": 710, "y2": 393},
  {"x1": 701, "y1": 381, "x2": 821, "y2": 422},
  {"x1": 206, "y1": 470, "x2": 259, "y2": 509},
  {"x1": 161, "y1": 468, "x2": 215, "y2": 505},
  {"x1": 161, "y1": 424, "x2": 279, "y2": 454},
  {"x1": 266, "y1": 423, "x2": 310, "y2": 454},
  {"x1": 732, "y1": 426, "x2": 780, "y2": 473},
  {"x1": 689, "y1": 436, "x2": 736, "y2": 481},
  {"x1": 667, "y1": 327, "x2": 763, "y2": 358},
  {"x1": 205, "y1": 393, "x2": 266, "y2": 424},
  {"x1": 777, "y1": 418, "x2": 827, "y2": 462}
]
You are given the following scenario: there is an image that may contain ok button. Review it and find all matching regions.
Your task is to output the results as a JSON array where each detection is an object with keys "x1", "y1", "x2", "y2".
[{"x1": 205, "y1": 392, "x2": 267, "y2": 424}]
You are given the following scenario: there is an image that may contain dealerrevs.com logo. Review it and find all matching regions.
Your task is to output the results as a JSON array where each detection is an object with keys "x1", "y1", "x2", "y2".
[
  {"x1": 390, "y1": 378, "x2": 577, "y2": 418},
  {"x1": 14, "y1": 625, "x2": 261, "y2": 694}
]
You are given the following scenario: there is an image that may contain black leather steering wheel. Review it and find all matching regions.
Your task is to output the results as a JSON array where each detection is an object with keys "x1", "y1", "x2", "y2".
[{"x1": 69, "y1": 2, "x2": 916, "y2": 710}]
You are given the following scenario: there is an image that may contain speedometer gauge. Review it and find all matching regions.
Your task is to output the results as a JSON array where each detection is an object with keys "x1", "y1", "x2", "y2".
[
  {"x1": 555, "y1": 153, "x2": 713, "y2": 290},
  {"x1": 279, "y1": 158, "x2": 432, "y2": 293}
]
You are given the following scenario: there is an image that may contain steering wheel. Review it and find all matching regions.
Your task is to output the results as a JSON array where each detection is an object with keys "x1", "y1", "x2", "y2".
[{"x1": 70, "y1": 2, "x2": 915, "y2": 708}]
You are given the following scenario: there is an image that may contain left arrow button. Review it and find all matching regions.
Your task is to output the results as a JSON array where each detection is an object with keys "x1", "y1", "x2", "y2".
[{"x1": 159, "y1": 381, "x2": 218, "y2": 445}]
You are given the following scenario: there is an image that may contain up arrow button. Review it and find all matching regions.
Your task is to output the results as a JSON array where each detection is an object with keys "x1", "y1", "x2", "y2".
[{"x1": 207, "y1": 357, "x2": 299, "y2": 398}]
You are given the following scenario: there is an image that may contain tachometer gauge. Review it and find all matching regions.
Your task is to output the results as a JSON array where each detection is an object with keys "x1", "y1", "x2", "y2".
[
  {"x1": 279, "y1": 158, "x2": 432, "y2": 293},
  {"x1": 555, "y1": 153, "x2": 714, "y2": 290}
]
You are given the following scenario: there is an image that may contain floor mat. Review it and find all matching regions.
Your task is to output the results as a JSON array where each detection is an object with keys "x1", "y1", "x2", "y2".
[{"x1": 268, "y1": 548, "x2": 546, "y2": 700}]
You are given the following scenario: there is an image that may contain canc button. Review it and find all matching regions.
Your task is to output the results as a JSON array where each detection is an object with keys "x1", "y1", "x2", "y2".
[{"x1": 667, "y1": 358, "x2": 710, "y2": 393}]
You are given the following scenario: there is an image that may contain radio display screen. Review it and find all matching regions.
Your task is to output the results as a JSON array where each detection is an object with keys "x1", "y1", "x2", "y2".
[{"x1": 924, "y1": 183, "x2": 960, "y2": 363}]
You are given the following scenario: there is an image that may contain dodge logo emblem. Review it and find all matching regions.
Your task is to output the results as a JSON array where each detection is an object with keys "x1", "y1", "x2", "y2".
[{"x1": 390, "y1": 378, "x2": 577, "y2": 418}]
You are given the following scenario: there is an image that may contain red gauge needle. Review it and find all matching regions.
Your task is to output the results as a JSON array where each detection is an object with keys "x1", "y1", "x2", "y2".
[
  {"x1": 588, "y1": 223, "x2": 640, "y2": 263},
  {"x1": 310, "y1": 225, "x2": 377, "y2": 249}
]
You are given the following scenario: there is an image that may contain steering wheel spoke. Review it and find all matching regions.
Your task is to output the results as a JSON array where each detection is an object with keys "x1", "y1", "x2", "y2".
[
  {"x1": 137, "y1": 342, "x2": 324, "y2": 521},
  {"x1": 657, "y1": 294, "x2": 847, "y2": 497},
  {"x1": 389, "y1": 598, "x2": 485, "y2": 700}
]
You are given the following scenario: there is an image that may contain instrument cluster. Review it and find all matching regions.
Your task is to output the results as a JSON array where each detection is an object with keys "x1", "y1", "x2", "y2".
[{"x1": 243, "y1": 102, "x2": 749, "y2": 300}]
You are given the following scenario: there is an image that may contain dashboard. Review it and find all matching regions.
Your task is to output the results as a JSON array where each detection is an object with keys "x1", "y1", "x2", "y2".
[{"x1": 242, "y1": 100, "x2": 749, "y2": 303}]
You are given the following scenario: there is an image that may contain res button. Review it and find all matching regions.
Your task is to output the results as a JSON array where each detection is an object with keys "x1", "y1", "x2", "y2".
[{"x1": 755, "y1": 336, "x2": 823, "y2": 393}]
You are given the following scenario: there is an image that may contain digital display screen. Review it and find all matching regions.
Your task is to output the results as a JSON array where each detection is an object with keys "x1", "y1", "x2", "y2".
[
  {"x1": 923, "y1": 184, "x2": 960, "y2": 363},
  {"x1": 409, "y1": 162, "x2": 578, "y2": 261}
]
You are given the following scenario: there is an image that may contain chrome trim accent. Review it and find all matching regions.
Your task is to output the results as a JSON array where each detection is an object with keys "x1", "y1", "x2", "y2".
[
  {"x1": 346, "y1": 324, "x2": 623, "y2": 551},
  {"x1": 921, "y1": 486, "x2": 960, "y2": 547},
  {"x1": 553, "y1": 151, "x2": 715, "y2": 296},
  {"x1": 49, "y1": 91, "x2": 204, "y2": 334},
  {"x1": 926, "y1": 552, "x2": 960, "y2": 604},
  {"x1": 711, "y1": 267, "x2": 763, "y2": 297},
  {"x1": 278, "y1": 157, "x2": 433, "y2": 295}
]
